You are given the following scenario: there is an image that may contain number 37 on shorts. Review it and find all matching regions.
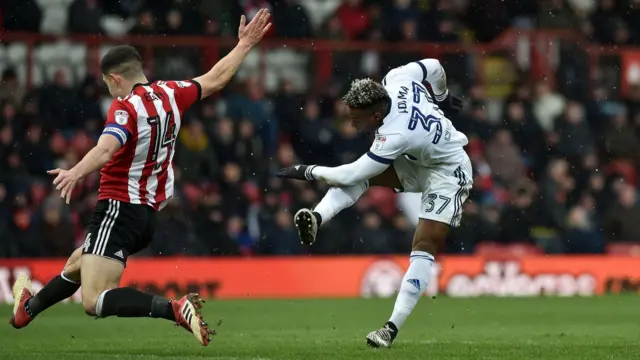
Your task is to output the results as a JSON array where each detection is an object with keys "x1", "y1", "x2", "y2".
[{"x1": 419, "y1": 165, "x2": 472, "y2": 227}]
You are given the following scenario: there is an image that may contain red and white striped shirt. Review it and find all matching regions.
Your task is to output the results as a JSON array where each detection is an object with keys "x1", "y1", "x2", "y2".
[{"x1": 99, "y1": 80, "x2": 201, "y2": 211}]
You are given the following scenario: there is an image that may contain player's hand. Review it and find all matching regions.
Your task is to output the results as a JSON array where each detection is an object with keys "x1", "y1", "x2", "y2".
[
  {"x1": 276, "y1": 165, "x2": 316, "y2": 181},
  {"x1": 238, "y1": 8, "x2": 272, "y2": 48},
  {"x1": 48, "y1": 168, "x2": 81, "y2": 204},
  {"x1": 437, "y1": 93, "x2": 464, "y2": 116}
]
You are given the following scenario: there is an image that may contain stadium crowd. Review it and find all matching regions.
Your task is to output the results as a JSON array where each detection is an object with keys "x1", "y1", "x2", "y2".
[{"x1": 1, "y1": 0, "x2": 640, "y2": 257}]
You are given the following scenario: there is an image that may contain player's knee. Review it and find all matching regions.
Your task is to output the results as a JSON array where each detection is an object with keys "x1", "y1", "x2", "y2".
[
  {"x1": 63, "y1": 247, "x2": 83, "y2": 282},
  {"x1": 82, "y1": 296, "x2": 98, "y2": 316},
  {"x1": 412, "y1": 220, "x2": 449, "y2": 255},
  {"x1": 412, "y1": 235, "x2": 439, "y2": 255}
]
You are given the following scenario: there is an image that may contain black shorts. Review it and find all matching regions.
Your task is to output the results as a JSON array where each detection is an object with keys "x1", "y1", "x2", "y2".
[{"x1": 82, "y1": 199, "x2": 156, "y2": 265}]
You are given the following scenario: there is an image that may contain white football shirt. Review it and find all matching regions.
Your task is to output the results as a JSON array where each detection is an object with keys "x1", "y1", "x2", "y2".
[{"x1": 367, "y1": 61, "x2": 469, "y2": 168}]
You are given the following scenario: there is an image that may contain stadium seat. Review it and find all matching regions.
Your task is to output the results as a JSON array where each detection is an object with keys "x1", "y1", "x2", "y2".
[
  {"x1": 36, "y1": 0, "x2": 73, "y2": 35},
  {"x1": 100, "y1": 16, "x2": 135, "y2": 36},
  {"x1": 505, "y1": 243, "x2": 542, "y2": 256},
  {"x1": 475, "y1": 242, "x2": 541, "y2": 257},
  {"x1": 7, "y1": 43, "x2": 27, "y2": 64},
  {"x1": 475, "y1": 242, "x2": 506, "y2": 256},
  {"x1": 606, "y1": 243, "x2": 640, "y2": 256}
]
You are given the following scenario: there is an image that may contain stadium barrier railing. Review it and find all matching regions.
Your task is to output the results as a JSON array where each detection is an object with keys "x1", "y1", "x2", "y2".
[
  {"x1": 1, "y1": 29, "x2": 638, "y2": 96},
  {"x1": 1, "y1": 255, "x2": 638, "y2": 303}
]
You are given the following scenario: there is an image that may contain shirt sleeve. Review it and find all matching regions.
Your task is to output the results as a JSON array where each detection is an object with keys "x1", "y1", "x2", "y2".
[
  {"x1": 383, "y1": 59, "x2": 448, "y2": 101},
  {"x1": 311, "y1": 154, "x2": 390, "y2": 187},
  {"x1": 163, "y1": 80, "x2": 202, "y2": 112},
  {"x1": 102, "y1": 101, "x2": 134, "y2": 146},
  {"x1": 367, "y1": 133, "x2": 409, "y2": 165}
]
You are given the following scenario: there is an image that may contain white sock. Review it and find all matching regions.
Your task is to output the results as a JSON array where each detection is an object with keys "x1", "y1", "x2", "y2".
[
  {"x1": 313, "y1": 181, "x2": 368, "y2": 224},
  {"x1": 95, "y1": 290, "x2": 110, "y2": 318},
  {"x1": 388, "y1": 251, "x2": 434, "y2": 329}
]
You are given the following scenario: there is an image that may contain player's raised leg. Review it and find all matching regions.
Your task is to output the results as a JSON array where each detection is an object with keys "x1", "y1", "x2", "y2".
[
  {"x1": 10, "y1": 247, "x2": 83, "y2": 328},
  {"x1": 295, "y1": 165, "x2": 403, "y2": 245}
]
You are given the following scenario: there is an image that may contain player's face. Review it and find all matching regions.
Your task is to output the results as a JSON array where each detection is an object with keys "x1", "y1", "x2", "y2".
[{"x1": 347, "y1": 107, "x2": 381, "y2": 134}]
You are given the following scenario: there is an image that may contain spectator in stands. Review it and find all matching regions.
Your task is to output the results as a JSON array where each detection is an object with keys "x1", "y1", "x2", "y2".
[
  {"x1": 590, "y1": 0, "x2": 624, "y2": 44},
  {"x1": 334, "y1": 0, "x2": 369, "y2": 40},
  {"x1": 604, "y1": 183, "x2": 640, "y2": 243},
  {"x1": 1, "y1": 0, "x2": 41, "y2": 32},
  {"x1": 554, "y1": 101, "x2": 594, "y2": 161},
  {"x1": 485, "y1": 128, "x2": 525, "y2": 188},
  {"x1": 236, "y1": 118, "x2": 264, "y2": 178},
  {"x1": 541, "y1": 159, "x2": 574, "y2": 231},
  {"x1": 258, "y1": 208, "x2": 303, "y2": 255},
  {"x1": 41, "y1": 70, "x2": 76, "y2": 132},
  {"x1": 272, "y1": 0, "x2": 312, "y2": 39},
  {"x1": 500, "y1": 180, "x2": 538, "y2": 244},
  {"x1": 130, "y1": 9, "x2": 157, "y2": 35},
  {"x1": 565, "y1": 194, "x2": 605, "y2": 253},
  {"x1": 176, "y1": 119, "x2": 220, "y2": 183},
  {"x1": 537, "y1": 0, "x2": 580, "y2": 30},
  {"x1": 68, "y1": 0, "x2": 104, "y2": 34},
  {"x1": 0, "y1": 69, "x2": 24, "y2": 105},
  {"x1": 199, "y1": 1, "x2": 243, "y2": 36},
  {"x1": 503, "y1": 100, "x2": 545, "y2": 176},
  {"x1": 604, "y1": 107, "x2": 640, "y2": 163},
  {"x1": 21, "y1": 123, "x2": 51, "y2": 177},
  {"x1": 294, "y1": 99, "x2": 334, "y2": 166},
  {"x1": 226, "y1": 77, "x2": 279, "y2": 155},
  {"x1": 37, "y1": 197, "x2": 75, "y2": 257},
  {"x1": 533, "y1": 81, "x2": 566, "y2": 132}
]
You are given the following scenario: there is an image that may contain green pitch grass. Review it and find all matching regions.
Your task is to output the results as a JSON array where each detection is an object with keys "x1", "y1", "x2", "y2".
[{"x1": 1, "y1": 297, "x2": 638, "y2": 359}]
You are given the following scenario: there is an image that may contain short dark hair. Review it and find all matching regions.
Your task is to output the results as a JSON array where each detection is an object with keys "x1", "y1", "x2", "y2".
[
  {"x1": 100, "y1": 45, "x2": 143, "y2": 78},
  {"x1": 342, "y1": 78, "x2": 388, "y2": 109}
]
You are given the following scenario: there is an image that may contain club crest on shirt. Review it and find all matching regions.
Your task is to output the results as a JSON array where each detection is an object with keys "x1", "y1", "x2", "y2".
[
  {"x1": 373, "y1": 135, "x2": 386, "y2": 151},
  {"x1": 176, "y1": 81, "x2": 191, "y2": 88},
  {"x1": 115, "y1": 110, "x2": 129, "y2": 125}
]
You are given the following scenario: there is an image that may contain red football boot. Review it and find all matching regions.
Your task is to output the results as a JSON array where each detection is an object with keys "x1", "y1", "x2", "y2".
[
  {"x1": 171, "y1": 293, "x2": 215, "y2": 346},
  {"x1": 9, "y1": 274, "x2": 34, "y2": 329}
]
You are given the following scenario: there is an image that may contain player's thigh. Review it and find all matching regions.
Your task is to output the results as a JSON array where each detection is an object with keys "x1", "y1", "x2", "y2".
[
  {"x1": 370, "y1": 155, "x2": 420, "y2": 192},
  {"x1": 80, "y1": 254, "x2": 124, "y2": 314}
]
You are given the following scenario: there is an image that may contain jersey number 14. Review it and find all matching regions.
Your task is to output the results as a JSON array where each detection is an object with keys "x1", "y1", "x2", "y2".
[{"x1": 147, "y1": 111, "x2": 177, "y2": 171}]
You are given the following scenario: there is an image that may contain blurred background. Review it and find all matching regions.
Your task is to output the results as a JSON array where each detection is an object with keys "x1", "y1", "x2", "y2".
[{"x1": 1, "y1": 0, "x2": 640, "y2": 259}]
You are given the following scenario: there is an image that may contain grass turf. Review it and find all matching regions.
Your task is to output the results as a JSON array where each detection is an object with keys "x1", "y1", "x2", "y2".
[{"x1": 1, "y1": 297, "x2": 638, "y2": 359}]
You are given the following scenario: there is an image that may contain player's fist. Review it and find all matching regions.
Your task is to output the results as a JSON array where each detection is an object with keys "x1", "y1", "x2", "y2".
[
  {"x1": 437, "y1": 93, "x2": 464, "y2": 116},
  {"x1": 238, "y1": 8, "x2": 272, "y2": 47},
  {"x1": 276, "y1": 165, "x2": 316, "y2": 181}
]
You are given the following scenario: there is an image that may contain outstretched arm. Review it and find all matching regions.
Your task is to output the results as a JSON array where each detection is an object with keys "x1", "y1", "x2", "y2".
[
  {"x1": 193, "y1": 9, "x2": 272, "y2": 99},
  {"x1": 310, "y1": 154, "x2": 390, "y2": 187},
  {"x1": 277, "y1": 133, "x2": 408, "y2": 187}
]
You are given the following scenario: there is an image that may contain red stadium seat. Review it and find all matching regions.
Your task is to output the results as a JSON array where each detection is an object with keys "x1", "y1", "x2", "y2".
[
  {"x1": 606, "y1": 243, "x2": 640, "y2": 256},
  {"x1": 475, "y1": 242, "x2": 541, "y2": 258}
]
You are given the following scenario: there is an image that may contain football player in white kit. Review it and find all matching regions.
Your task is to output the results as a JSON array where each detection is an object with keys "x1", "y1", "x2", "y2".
[{"x1": 277, "y1": 59, "x2": 472, "y2": 348}]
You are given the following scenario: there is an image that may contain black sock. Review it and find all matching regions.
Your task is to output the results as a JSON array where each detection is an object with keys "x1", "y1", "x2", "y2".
[
  {"x1": 385, "y1": 321, "x2": 399, "y2": 339},
  {"x1": 26, "y1": 275, "x2": 80, "y2": 318},
  {"x1": 99, "y1": 287, "x2": 174, "y2": 321},
  {"x1": 313, "y1": 211, "x2": 323, "y2": 226}
]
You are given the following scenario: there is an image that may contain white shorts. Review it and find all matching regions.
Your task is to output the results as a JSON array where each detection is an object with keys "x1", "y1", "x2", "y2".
[{"x1": 393, "y1": 154, "x2": 473, "y2": 227}]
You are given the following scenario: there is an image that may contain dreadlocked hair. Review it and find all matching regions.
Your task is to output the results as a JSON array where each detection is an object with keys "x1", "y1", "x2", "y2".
[{"x1": 342, "y1": 78, "x2": 388, "y2": 109}]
